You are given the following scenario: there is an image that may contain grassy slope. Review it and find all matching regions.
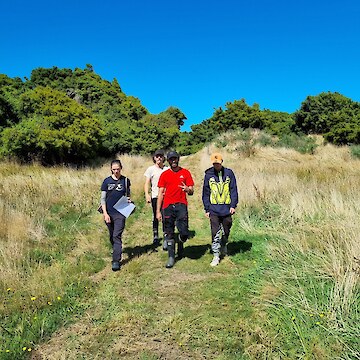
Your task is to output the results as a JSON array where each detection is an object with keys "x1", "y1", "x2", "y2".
[{"x1": 1, "y1": 143, "x2": 359, "y2": 359}]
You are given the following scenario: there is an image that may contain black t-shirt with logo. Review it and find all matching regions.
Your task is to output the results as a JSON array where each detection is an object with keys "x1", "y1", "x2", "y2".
[{"x1": 101, "y1": 175, "x2": 131, "y2": 215}]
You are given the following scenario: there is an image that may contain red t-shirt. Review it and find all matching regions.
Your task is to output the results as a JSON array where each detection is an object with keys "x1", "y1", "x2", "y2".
[{"x1": 158, "y1": 167, "x2": 194, "y2": 208}]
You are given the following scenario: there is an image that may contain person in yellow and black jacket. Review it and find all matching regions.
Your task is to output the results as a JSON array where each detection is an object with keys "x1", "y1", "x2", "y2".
[{"x1": 202, "y1": 153, "x2": 238, "y2": 267}]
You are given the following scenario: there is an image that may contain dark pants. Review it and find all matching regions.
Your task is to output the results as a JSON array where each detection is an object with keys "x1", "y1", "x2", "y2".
[
  {"x1": 106, "y1": 213, "x2": 126, "y2": 262},
  {"x1": 151, "y1": 197, "x2": 165, "y2": 235},
  {"x1": 209, "y1": 214, "x2": 232, "y2": 254},
  {"x1": 163, "y1": 203, "x2": 189, "y2": 242}
]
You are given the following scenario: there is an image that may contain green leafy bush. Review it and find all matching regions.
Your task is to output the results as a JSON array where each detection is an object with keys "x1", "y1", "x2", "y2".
[
  {"x1": 1, "y1": 87, "x2": 103, "y2": 164},
  {"x1": 276, "y1": 134, "x2": 318, "y2": 154},
  {"x1": 350, "y1": 145, "x2": 360, "y2": 159}
]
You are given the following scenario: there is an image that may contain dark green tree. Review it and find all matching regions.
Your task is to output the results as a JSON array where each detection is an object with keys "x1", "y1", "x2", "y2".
[
  {"x1": 293, "y1": 92, "x2": 360, "y2": 134},
  {"x1": 1, "y1": 86, "x2": 103, "y2": 164},
  {"x1": 0, "y1": 74, "x2": 24, "y2": 127}
]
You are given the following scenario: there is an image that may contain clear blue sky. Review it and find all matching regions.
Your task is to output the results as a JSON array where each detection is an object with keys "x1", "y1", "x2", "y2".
[{"x1": 1, "y1": 0, "x2": 359, "y2": 131}]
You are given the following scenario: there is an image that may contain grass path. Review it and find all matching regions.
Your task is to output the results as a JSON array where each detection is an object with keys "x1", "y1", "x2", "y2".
[
  {"x1": 32, "y1": 160, "x2": 267, "y2": 359},
  {"x1": 13, "y1": 148, "x2": 358, "y2": 360},
  {"x1": 2, "y1": 147, "x2": 359, "y2": 359}
]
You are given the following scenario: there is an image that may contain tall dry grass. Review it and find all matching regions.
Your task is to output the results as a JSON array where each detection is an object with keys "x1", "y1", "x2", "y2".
[
  {"x1": 207, "y1": 142, "x2": 359, "y2": 329},
  {"x1": 0, "y1": 155, "x2": 147, "y2": 297},
  {"x1": 1, "y1": 142, "x2": 359, "y2": 358}
]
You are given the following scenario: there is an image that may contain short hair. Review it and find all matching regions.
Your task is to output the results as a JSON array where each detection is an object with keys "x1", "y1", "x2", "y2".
[{"x1": 152, "y1": 149, "x2": 165, "y2": 163}]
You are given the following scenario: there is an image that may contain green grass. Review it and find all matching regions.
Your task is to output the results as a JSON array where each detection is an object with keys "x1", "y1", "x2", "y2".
[
  {"x1": 0, "y1": 154, "x2": 359, "y2": 359},
  {"x1": 3, "y1": 197, "x2": 358, "y2": 359},
  {"x1": 1, "y1": 281, "x2": 96, "y2": 359},
  {"x1": 0, "y1": 203, "x2": 106, "y2": 358}
]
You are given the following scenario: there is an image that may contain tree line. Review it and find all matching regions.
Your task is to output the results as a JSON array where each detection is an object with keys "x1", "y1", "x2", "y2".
[{"x1": 1, "y1": 65, "x2": 360, "y2": 164}]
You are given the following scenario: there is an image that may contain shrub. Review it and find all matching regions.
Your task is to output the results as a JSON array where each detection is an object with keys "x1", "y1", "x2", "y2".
[
  {"x1": 276, "y1": 134, "x2": 318, "y2": 154},
  {"x1": 350, "y1": 145, "x2": 360, "y2": 159}
]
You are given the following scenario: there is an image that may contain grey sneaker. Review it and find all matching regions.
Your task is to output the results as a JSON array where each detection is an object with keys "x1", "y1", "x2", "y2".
[{"x1": 210, "y1": 255, "x2": 220, "y2": 267}]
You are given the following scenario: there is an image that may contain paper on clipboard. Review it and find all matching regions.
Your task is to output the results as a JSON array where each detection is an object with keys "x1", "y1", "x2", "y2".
[{"x1": 113, "y1": 196, "x2": 136, "y2": 218}]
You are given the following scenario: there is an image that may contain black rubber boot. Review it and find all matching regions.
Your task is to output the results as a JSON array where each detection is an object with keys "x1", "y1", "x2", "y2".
[
  {"x1": 153, "y1": 230, "x2": 159, "y2": 246},
  {"x1": 177, "y1": 241, "x2": 184, "y2": 259},
  {"x1": 162, "y1": 233, "x2": 168, "y2": 251},
  {"x1": 166, "y1": 239, "x2": 175, "y2": 268}
]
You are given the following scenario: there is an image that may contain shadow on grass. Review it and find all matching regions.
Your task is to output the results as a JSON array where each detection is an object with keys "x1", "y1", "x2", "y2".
[
  {"x1": 177, "y1": 229, "x2": 211, "y2": 260},
  {"x1": 122, "y1": 243, "x2": 158, "y2": 266},
  {"x1": 121, "y1": 238, "x2": 252, "y2": 266},
  {"x1": 227, "y1": 239, "x2": 252, "y2": 255},
  {"x1": 182, "y1": 244, "x2": 211, "y2": 260},
  {"x1": 180, "y1": 239, "x2": 252, "y2": 261},
  {"x1": 122, "y1": 229, "x2": 197, "y2": 266}
]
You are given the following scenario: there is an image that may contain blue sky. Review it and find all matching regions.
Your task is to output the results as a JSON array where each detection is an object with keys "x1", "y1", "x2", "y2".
[{"x1": 1, "y1": 0, "x2": 359, "y2": 131}]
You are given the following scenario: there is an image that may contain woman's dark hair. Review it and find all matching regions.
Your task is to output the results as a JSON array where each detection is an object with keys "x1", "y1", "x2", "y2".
[{"x1": 111, "y1": 159, "x2": 122, "y2": 168}]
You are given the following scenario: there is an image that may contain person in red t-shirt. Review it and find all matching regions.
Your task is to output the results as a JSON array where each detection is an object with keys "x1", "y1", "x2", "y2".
[{"x1": 156, "y1": 151, "x2": 194, "y2": 268}]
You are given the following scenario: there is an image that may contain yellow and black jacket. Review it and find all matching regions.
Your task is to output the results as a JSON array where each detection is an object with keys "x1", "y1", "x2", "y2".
[{"x1": 202, "y1": 166, "x2": 238, "y2": 216}]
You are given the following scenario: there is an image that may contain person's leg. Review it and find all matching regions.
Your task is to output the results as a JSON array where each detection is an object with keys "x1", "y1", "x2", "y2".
[
  {"x1": 161, "y1": 206, "x2": 167, "y2": 249},
  {"x1": 209, "y1": 214, "x2": 221, "y2": 266},
  {"x1": 220, "y1": 215, "x2": 232, "y2": 256},
  {"x1": 175, "y1": 203, "x2": 189, "y2": 258},
  {"x1": 151, "y1": 197, "x2": 159, "y2": 245},
  {"x1": 106, "y1": 220, "x2": 114, "y2": 247},
  {"x1": 163, "y1": 205, "x2": 176, "y2": 268},
  {"x1": 111, "y1": 213, "x2": 126, "y2": 270}
]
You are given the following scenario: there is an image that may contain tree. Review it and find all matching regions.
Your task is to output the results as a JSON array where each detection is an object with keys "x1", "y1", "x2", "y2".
[
  {"x1": 292, "y1": 92, "x2": 360, "y2": 145},
  {"x1": 0, "y1": 75, "x2": 24, "y2": 127},
  {"x1": 293, "y1": 92, "x2": 359, "y2": 134},
  {"x1": 1, "y1": 86, "x2": 103, "y2": 164},
  {"x1": 159, "y1": 107, "x2": 187, "y2": 129}
]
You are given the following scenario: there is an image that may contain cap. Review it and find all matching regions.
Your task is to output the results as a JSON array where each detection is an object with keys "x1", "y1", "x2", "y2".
[
  {"x1": 167, "y1": 151, "x2": 180, "y2": 159},
  {"x1": 210, "y1": 153, "x2": 223, "y2": 164},
  {"x1": 153, "y1": 149, "x2": 165, "y2": 157}
]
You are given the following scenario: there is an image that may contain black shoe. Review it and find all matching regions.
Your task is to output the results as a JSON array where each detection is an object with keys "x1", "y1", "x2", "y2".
[
  {"x1": 112, "y1": 261, "x2": 121, "y2": 271},
  {"x1": 153, "y1": 228, "x2": 160, "y2": 245}
]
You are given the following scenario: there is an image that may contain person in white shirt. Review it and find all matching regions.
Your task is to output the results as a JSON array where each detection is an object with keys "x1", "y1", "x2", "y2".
[{"x1": 144, "y1": 149, "x2": 169, "y2": 247}]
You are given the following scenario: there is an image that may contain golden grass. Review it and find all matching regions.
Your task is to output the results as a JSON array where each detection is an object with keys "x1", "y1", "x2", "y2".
[
  {"x1": 197, "y1": 139, "x2": 359, "y2": 328},
  {"x1": 1, "y1": 141, "x2": 359, "y2": 358}
]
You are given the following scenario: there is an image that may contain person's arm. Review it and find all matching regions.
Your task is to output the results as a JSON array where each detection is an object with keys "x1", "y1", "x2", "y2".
[
  {"x1": 187, "y1": 185, "x2": 194, "y2": 195},
  {"x1": 156, "y1": 187, "x2": 165, "y2": 221},
  {"x1": 229, "y1": 169, "x2": 238, "y2": 215},
  {"x1": 144, "y1": 177, "x2": 151, "y2": 203},
  {"x1": 188, "y1": 172, "x2": 195, "y2": 196},
  {"x1": 126, "y1": 177, "x2": 132, "y2": 202},
  {"x1": 179, "y1": 182, "x2": 194, "y2": 195},
  {"x1": 202, "y1": 174, "x2": 211, "y2": 217},
  {"x1": 100, "y1": 190, "x2": 111, "y2": 223},
  {"x1": 179, "y1": 170, "x2": 195, "y2": 195}
]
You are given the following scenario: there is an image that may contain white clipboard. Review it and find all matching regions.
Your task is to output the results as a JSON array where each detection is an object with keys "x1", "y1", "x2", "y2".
[{"x1": 113, "y1": 196, "x2": 136, "y2": 218}]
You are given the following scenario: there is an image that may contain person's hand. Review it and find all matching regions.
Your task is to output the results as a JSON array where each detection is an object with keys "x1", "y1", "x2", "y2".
[
  {"x1": 146, "y1": 194, "x2": 151, "y2": 203},
  {"x1": 179, "y1": 182, "x2": 193, "y2": 195},
  {"x1": 205, "y1": 212, "x2": 210, "y2": 218},
  {"x1": 156, "y1": 211, "x2": 162, "y2": 222},
  {"x1": 179, "y1": 182, "x2": 188, "y2": 192},
  {"x1": 104, "y1": 213, "x2": 111, "y2": 223},
  {"x1": 127, "y1": 197, "x2": 132, "y2": 203},
  {"x1": 230, "y1": 207, "x2": 236, "y2": 215}
]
